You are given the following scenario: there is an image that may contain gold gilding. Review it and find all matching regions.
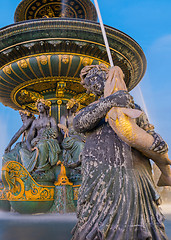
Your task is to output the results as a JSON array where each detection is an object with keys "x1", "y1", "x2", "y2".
[
  {"x1": 55, "y1": 161, "x2": 73, "y2": 186},
  {"x1": 62, "y1": 55, "x2": 70, "y2": 64},
  {"x1": 82, "y1": 57, "x2": 93, "y2": 66},
  {"x1": 73, "y1": 185, "x2": 81, "y2": 200},
  {"x1": 56, "y1": 81, "x2": 66, "y2": 98},
  {"x1": 40, "y1": 55, "x2": 48, "y2": 65},
  {"x1": 115, "y1": 112, "x2": 136, "y2": 142},
  {"x1": 2, "y1": 161, "x2": 54, "y2": 201},
  {"x1": 3, "y1": 66, "x2": 11, "y2": 75},
  {"x1": 19, "y1": 59, "x2": 28, "y2": 68},
  {"x1": 14, "y1": 0, "x2": 97, "y2": 22}
]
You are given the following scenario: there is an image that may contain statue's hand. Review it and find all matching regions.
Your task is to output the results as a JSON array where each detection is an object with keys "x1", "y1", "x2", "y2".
[
  {"x1": 27, "y1": 145, "x2": 33, "y2": 152},
  {"x1": 64, "y1": 161, "x2": 81, "y2": 169},
  {"x1": 104, "y1": 66, "x2": 123, "y2": 97},
  {"x1": 149, "y1": 132, "x2": 168, "y2": 154},
  {"x1": 104, "y1": 76, "x2": 114, "y2": 97},
  {"x1": 4, "y1": 146, "x2": 11, "y2": 153},
  {"x1": 64, "y1": 129, "x2": 69, "y2": 138},
  {"x1": 63, "y1": 161, "x2": 70, "y2": 168},
  {"x1": 58, "y1": 123, "x2": 69, "y2": 138},
  {"x1": 58, "y1": 123, "x2": 67, "y2": 131}
]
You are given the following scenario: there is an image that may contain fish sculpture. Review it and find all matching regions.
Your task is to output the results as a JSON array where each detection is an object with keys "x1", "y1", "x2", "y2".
[{"x1": 104, "y1": 66, "x2": 171, "y2": 186}]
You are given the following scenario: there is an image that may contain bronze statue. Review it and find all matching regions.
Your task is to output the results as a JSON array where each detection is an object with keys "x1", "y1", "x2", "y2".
[
  {"x1": 104, "y1": 65, "x2": 171, "y2": 186},
  {"x1": 2, "y1": 110, "x2": 35, "y2": 165},
  {"x1": 72, "y1": 64, "x2": 168, "y2": 240},
  {"x1": 19, "y1": 99, "x2": 61, "y2": 173}
]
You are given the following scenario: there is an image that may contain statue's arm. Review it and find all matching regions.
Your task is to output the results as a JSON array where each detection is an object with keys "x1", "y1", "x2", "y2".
[
  {"x1": 58, "y1": 116, "x2": 69, "y2": 137},
  {"x1": 74, "y1": 90, "x2": 132, "y2": 133},
  {"x1": 4, "y1": 119, "x2": 33, "y2": 153},
  {"x1": 135, "y1": 104, "x2": 168, "y2": 154},
  {"x1": 26, "y1": 121, "x2": 36, "y2": 152},
  {"x1": 50, "y1": 117, "x2": 58, "y2": 138},
  {"x1": 60, "y1": 115, "x2": 67, "y2": 126}
]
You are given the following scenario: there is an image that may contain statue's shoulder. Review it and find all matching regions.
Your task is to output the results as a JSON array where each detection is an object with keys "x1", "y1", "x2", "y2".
[
  {"x1": 49, "y1": 116, "x2": 57, "y2": 127},
  {"x1": 49, "y1": 115, "x2": 56, "y2": 122},
  {"x1": 30, "y1": 117, "x2": 39, "y2": 128},
  {"x1": 22, "y1": 116, "x2": 35, "y2": 129}
]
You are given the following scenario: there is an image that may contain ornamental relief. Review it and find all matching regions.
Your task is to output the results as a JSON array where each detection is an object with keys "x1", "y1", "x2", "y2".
[{"x1": 2, "y1": 161, "x2": 54, "y2": 201}]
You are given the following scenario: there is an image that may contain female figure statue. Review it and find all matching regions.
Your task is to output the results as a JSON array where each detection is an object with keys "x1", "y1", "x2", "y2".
[
  {"x1": 2, "y1": 110, "x2": 35, "y2": 166},
  {"x1": 72, "y1": 65, "x2": 168, "y2": 240},
  {"x1": 19, "y1": 99, "x2": 61, "y2": 175}
]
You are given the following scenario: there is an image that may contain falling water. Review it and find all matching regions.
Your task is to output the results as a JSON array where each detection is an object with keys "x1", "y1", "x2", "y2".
[
  {"x1": 131, "y1": 84, "x2": 150, "y2": 119},
  {"x1": 137, "y1": 85, "x2": 150, "y2": 120},
  {"x1": 61, "y1": 0, "x2": 66, "y2": 18}
]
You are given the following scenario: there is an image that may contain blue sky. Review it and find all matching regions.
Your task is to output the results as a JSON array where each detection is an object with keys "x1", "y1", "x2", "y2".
[{"x1": 0, "y1": 0, "x2": 171, "y2": 170}]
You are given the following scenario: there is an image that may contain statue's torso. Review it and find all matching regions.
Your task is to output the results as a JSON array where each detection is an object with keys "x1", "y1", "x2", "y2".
[{"x1": 34, "y1": 117, "x2": 51, "y2": 138}]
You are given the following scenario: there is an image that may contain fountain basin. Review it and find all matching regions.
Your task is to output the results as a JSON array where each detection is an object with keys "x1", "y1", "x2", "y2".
[{"x1": 0, "y1": 212, "x2": 77, "y2": 240}]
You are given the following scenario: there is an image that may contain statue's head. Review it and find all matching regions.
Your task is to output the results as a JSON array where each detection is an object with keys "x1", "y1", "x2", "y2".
[
  {"x1": 66, "y1": 98, "x2": 80, "y2": 113},
  {"x1": 36, "y1": 99, "x2": 51, "y2": 115},
  {"x1": 80, "y1": 64, "x2": 109, "y2": 96},
  {"x1": 19, "y1": 110, "x2": 35, "y2": 122}
]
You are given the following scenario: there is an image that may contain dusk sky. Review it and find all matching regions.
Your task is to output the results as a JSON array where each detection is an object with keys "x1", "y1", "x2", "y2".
[{"x1": 0, "y1": 0, "x2": 171, "y2": 170}]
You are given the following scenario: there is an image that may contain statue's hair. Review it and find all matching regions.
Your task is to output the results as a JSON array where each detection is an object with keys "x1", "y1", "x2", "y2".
[
  {"x1": 35, "y1": 98, "x2": 51, "y2": 109},
  {"x1": 80, "y1": 64, "x2": 127, "y2": 93},
  {"x1": 19, "y1": 110, "x2": 35, "y2": 118},
  {"x1": 80, "y1": 64, "x2": 109, "y2": 84}
]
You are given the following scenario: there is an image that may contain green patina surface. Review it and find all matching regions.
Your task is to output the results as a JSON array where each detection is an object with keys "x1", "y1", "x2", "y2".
[{"x1": 49, "y1": 185, "x2": 76, "y2": 214}]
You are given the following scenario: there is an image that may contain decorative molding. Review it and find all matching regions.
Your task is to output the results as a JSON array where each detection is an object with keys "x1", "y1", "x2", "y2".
[
  {"x1": 14, "y1": 0, "x2": 97, "y2": 22},
  {"x1": 2, "y1": 161, "x2": 55, "y2": 201}
]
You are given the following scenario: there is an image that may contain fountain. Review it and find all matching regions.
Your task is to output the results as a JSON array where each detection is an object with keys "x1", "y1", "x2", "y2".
[{"x1": 1, "y1": 0, "x2": 163, "y2": 239}]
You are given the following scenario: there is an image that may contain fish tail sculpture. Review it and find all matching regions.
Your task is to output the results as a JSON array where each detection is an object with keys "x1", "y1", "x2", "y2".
[{"x1": 105, "y1": 66, "x2": 171, "y2": 186}]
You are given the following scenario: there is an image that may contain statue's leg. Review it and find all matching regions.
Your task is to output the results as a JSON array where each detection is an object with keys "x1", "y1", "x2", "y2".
[
  {"x1": 70, "y1": 141, "x2": 84, "y2": 163},
  {"x1": 33, "y1": 141, "x2": 49, "y2": 171}
]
